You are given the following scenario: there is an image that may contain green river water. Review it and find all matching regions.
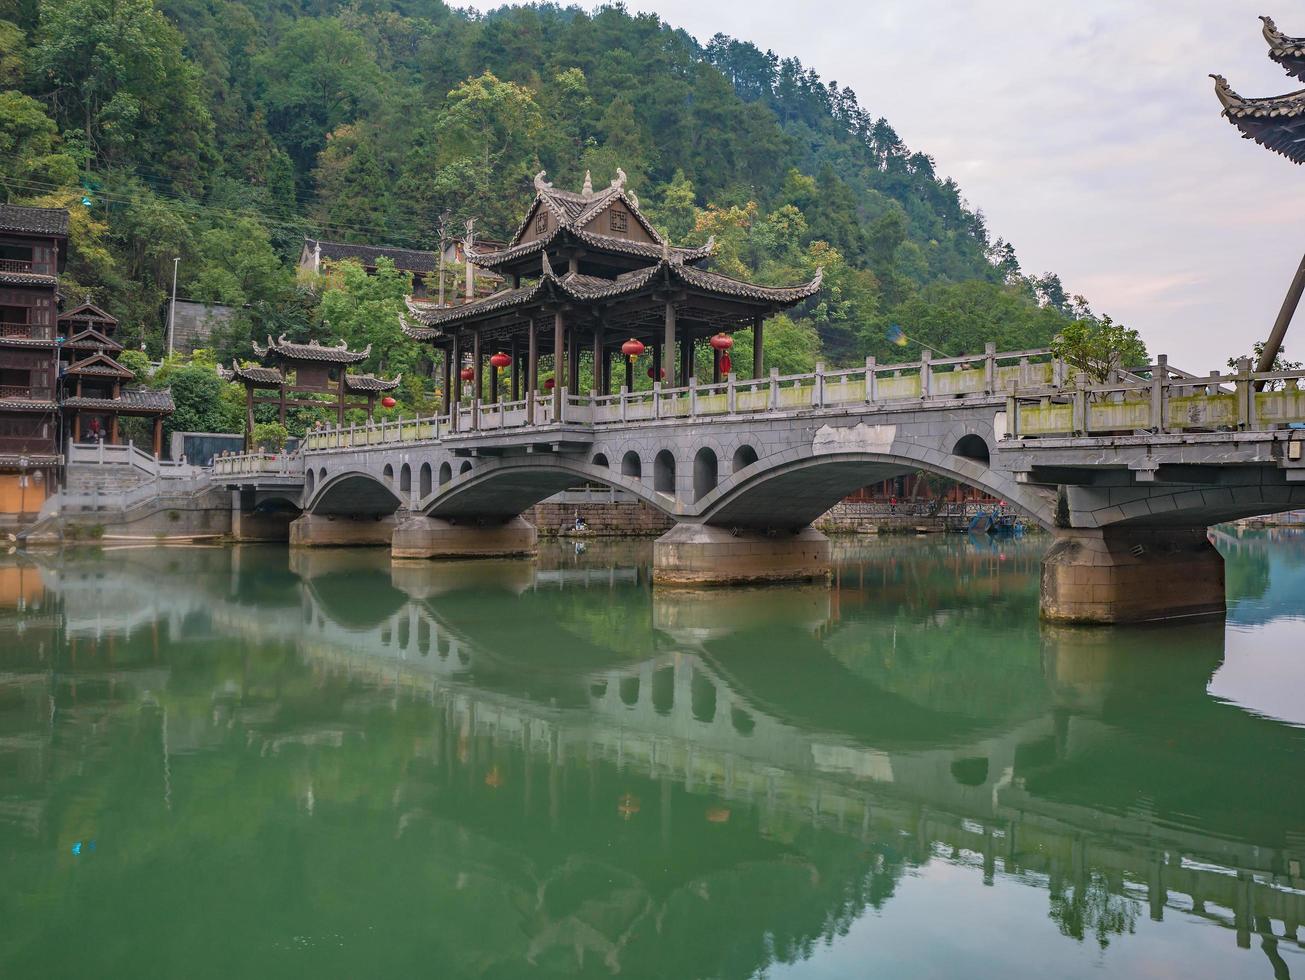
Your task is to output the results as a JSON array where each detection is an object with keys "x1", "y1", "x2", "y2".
[{"x1": 1, "y1": 529, "x2": 1304, "y2": 979}]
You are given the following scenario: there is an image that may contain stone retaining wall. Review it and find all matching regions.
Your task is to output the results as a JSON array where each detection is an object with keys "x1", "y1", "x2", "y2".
[{"x1": 527, "y1": 499, "x2": 675, "y2": 537}]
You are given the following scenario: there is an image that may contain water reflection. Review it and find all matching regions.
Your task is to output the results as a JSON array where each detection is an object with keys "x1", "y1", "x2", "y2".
[{"x1": 1, "y1": 534, "x2": 1303, "y2": 979}]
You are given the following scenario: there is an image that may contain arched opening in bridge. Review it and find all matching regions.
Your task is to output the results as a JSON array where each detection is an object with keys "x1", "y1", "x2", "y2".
[
  {"x1": 732, "y1": 444, "x2": 758, "y2": 473},
  {"x1": 439, "y1": 462, "x2": 452, "y2": 486},
  {"x1": 417, "y1": 617, "x2": 430, "y2": 656},
  {"x1": 399, "y1": 463, "x2": 411, "y2": 493},
  {"x1": 459, "y1": 460, "x2": 473, "y2": 475},
  {"x1": 693, "y1": 447, "x2": 718, "y2": 502},
  {"x1": 654, "y1": 450, "x2": 676, "y2": 495},
  {"x1": 383, "y1": 463, "x2": 394, "y2": 483},
  {"x1": 305, "y1": 469, "x2": 315, "y2": 495},
  {"x1": 592, "y1": 452, "x2": 609, "y2": 468},
  {"x1": 691, "y1": 668, "x2": 716, "y2": 723},
  {"x1": 953, "y1": 434, "x2": 990, "y2": 466},
  {"x1": 619, "y1": 676, "x2": 640, "y2": 706},
  {"x1": 621, "y1": 451, "x2": 642, "y2": 479},
  {"x1": 419, "y1": 463, "x2": 432, "y2": 498},
  {"x1": 951, "y1": 756, "x2": 989, "y2": 787},
  {"x1": 652, "y1": 666, "x2": 674, "y2": 716},
  {"x1": 731, "y1": 706, "x2": 755, "y2": 736},
  {"x1": 318, "y1": 467, "x2": 326, "y2": 484},
  {"x1": 398, "y1": 615, "x2": 409, "y2": 650}
]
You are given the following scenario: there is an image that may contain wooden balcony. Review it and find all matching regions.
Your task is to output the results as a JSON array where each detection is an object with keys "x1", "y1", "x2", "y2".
[
  {"x1": 0, "y1": 258, "x2": 33, "y2": 274},
  {"x1": 0, "y1": 322, "x2": 46, "y2": 340},
  {"x1": 0, "y1": 384, "x2": 50, "y2": 401}
]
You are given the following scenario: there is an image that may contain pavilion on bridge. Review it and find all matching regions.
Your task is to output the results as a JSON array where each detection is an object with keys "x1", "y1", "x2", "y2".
[
  {"x1": 399, "y1": 169, "x2": 823, "y2": 427},
  {"x1": 220, "y1": 335, "x2": 401, "y2": 448},
  {"x1": 56, "y1": 300, "x2": 175, "y2": 455}
]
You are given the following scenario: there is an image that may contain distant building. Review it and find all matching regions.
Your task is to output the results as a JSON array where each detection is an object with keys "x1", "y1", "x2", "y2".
[
  {"x1": 170, "y1": 298, "x2": 237, "y2": 355},
  {"x1": 298, "y1": 236, "x2": 504, "y2": 302},
  {"x1": 0, "y1": 204, "x2": 66, "y2": 519}
]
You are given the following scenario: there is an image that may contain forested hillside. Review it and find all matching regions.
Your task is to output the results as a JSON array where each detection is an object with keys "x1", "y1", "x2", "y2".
[{"x1": 0, "y1": 0, "x2": 1124, "y2": 435}]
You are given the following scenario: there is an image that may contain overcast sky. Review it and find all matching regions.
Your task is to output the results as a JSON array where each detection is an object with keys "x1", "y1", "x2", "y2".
[{"x1": 466, "y1": 0, "x2": 1304, "y2": 368}]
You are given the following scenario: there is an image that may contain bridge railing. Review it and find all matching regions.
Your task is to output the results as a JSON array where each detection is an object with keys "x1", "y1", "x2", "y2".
[
  {"x1": 1007, "y1": 355, "x2": 1305, "y2": 437},
  {"x1": 298, "y1": 346, "x2": 1059, "y2": 452},
  {"x1": 212, "y1": 452, "x2": 304, "y2": 477}
]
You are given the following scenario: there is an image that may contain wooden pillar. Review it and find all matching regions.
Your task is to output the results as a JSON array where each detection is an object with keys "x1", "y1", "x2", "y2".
[
  {"x1": 109, "y1": 414, "x2": 120, "y2": 446},
  {"x1": 592, "y1": 327, "x2": 603, "y2": 394},
  {"x1": 278, "y1": 378, "x2": 286, "y2": 425},
  {"x1": 472, "y1": 330, "x2": 482, "y2": 429},
  {"x1": 441, "y1": 345, "x2": 452, "y2": 416},
  {"x1": 337, "y1": 366, "x2": 346, "y2": 426},
  {"x1": 528, "y1": 320, "x2": 539, "y2": 424},
  {"x1": 651, "y1": 343, "x2": 661, "y2": 384},
  {"x1": 625, "y1": 352, "x2": 634, "y2": 391},
  {"x1": 553, "y1": 311, "x2": 565, "y2": 417},
  {"x1": 663, "y1": 303, "x2": 676, "y2": 386},
  {"x1": 244, "y1": 386, "x2": 254, "y2": 450},
  {"x1": 567, "y1": 325, "x2": 579, "y2": 393},
  {"x1": 713, "y1": 346, "x2": 722, "y2": 384},
  {"x1": 450, "y1": 333, "x2": 461, "y2": 432},
  {"x1": 680, "y1": 333, "x2": 692, "y2": 386},
  {"x1": 510, "y1": 336, "x2": 520, "y2": 402},
  {"x1": 753, "y1": 313, "x2": 764, "y2": 378},
  {"x1": 152, "y1": 417, "x2": 162, "y2": 457}
]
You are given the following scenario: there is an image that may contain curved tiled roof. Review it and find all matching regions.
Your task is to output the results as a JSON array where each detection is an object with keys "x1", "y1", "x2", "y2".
[
  {"x1": 252, "y1": 334, "x2": 371, "y2": 364},
  {"x1": 1262, "y1": 16, "x2": 1305, "y2": 80},
  {"x1": 306, "y1": 238, "x2": 437, "y2": 274},
  {"x1": 62, "y1": 388, "x2": 174, "y2": 413},
  {"x1": 497, "y1": 169, "x2": 665, "y2": 252},
  {"x1": 63, "y1": 327, "x2": 124, "y2": 351},
  {"x1": 1213, "y1": 74, "x2": 1305, "y2": 164},
  {"x1": 0, "y1": 204, "x2": 69, "y2": 237},
  {"x1": 469, "y1": 225, "x2": 714, "y2": 271},
  {"x1": 402, "y1": 261, "x2": 822, "y2": 335},
  {"x1": 60, "y1": 301, "x2": 117, "y2": 325},
  {"x1": 0, "y1": 270, "x2": 57, "y2": 287},
  {"x1": 219, "y1": 363, "x2": 284, "y2": 387},
  {"x1": 0, "y1": 396, "x2": 57, "y2": 411},
  {"x1": 345, "y1": 372, "x2": 402, "y2": 393},
  {"x1": 66, "y1": 353, "x2": 135, "y2": 378}
]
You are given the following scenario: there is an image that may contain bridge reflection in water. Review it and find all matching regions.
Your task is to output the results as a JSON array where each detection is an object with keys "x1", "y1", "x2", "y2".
[{"x1": 1, "y1": 535, "x2": 1304, "y2": 978}]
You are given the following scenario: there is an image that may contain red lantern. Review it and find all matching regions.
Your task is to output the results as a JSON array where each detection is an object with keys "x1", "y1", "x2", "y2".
[
  {"x1": 381, "y1": 395, "x2": 397, "y2": 409},
  {"x1": 647, "y1": 366, "x2": 666, "y2": 380},
  {"x1": 544, "y1": 377, "x2": 555, "y2": 389},
  {"x1": 489, "y1": 352, "x2": 511, "y2": 369},
  {"x1": 621, "y1": 338, "x2": 645, "y2": 360},
  {"x1": 459, "y1": 366, "x2": 474, "y2": 382},
  {"x1": 720, "y1": 354, "x2": 732, "y2": 374},
  {"x1": 710, "y1": 332, "x2": 734, "y2": 351}
]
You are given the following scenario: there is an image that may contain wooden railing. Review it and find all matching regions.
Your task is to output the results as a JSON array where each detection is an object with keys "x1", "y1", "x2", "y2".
[
  {"x1": 0, "y1": 257, "x2": 34, "y2": 274},
  {"x1": 0, "y1": 384, "x2": 46, "y2": 400}
]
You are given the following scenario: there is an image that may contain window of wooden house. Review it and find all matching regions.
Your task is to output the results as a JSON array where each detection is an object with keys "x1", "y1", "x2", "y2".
[
  {"x1": 0, "y1": 242, "x2": 34, "y2": 265},
  {"x1": 609, "y1": 209, "x2": 628, "y2": 233},
  {"x1": 535, "y1": 211, "x2": 549, "y2": 236}
]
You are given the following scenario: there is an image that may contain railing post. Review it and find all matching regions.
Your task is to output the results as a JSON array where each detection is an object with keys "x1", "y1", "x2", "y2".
[
  {"x1": 689, "y1": 375, "x2": 698, "y2": 417},
  {"x1": 727, "y1": 373, "x2": 736, "y2": 414},
  {"x1": 865, "y1": 356, "x2": 877, "y2": 403},
  {"x1": 813, "y1": 361, "x2": 825, "y2": 408},
  {"x1": 1073, "y1": 372, "x2": 1088, "y2": 435},
  {"x1": 1150, "y1": 353, "x2": 1168, "y2": 432},
  {"x1": 769, "y1": 368, "x2": 779, "y2": 411},
  {"x1": 1006, "y1": 382, "x2": 1019, "y2": 438},
  {"x1": 1019, "y1": 356, "x2": 1031, "y2": 388},
  {"x1": 984, "y1": 342, "x2": 996, "y2": 393},
  {"x1": 1053, "y1": 356, "x2": 1066, "y2": 387},
  {"x1": 559, "y1": 386, "x2": 568, "y2": 424},
  {"x1": 653, "y1": 381, "x2": 662, "y2": 419},
  {"x1": 920, "y1": 349, "x2": 932, "y2": 399},
  {"x1": 620, "y1": 385, "x2": 628, "y2": 423}
]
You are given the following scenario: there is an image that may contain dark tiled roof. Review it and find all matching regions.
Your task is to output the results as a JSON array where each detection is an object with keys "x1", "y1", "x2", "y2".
[
  {"x1": 470, "y1": 225, "x2": 713, "y2": 270},
  {"x1": 501, "y1": 169, "x2": 665, "y2": 251},
  {"x1": 218, "y1": 363, "x2": 283, "y2": 387},
  {"x1": 306, "y1": 238, "x2": 437, "y2": 274},
  {"x1": 345, "y1": 372, "x2": 402, "y2": 393},
  {"x1": 1262, "y1": 16, "x2": 1305, "y2": 80},
  {"x1": 0, "y1": 270, "x2": 58, "y2": 287},
  {"x1": 0, "y1": 204, "x2": 69, "y2": 237},
  {"x1": 63, "y1": 327, "x2": 124, "y2": 351},
  {"x1": 0, "y1": 397, "x2": 57, "y2": 411},
  {"x1": 1213, "y1": 74, "x2": 1305, "y2": 163},
  {"x1": 59, "y1": 301, "x2": 117, "y2": 325},
  {"x1": 253, "y1": 334, "x2": 371, "y2": 364},
  {"x1": 65, "y1": 353, "x2": 135, "y2": 378},
  {"x1": 402, "y1": 262, "x2": 823, "y2": 334},
  {"x1": 0, "y1": 335, "x2": 56, "y2": 348},
  {"x1": 63, "y1": 388, "x2": 174, "y2": 413}
]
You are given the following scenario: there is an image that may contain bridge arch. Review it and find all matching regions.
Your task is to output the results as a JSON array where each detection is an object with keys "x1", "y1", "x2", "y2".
[
  {"x1": 419, "y1": 462, "x2": 432, "y2": 497},
  {"x1": 305, "y1": 469, "x2": 315, "y2": 495},
  {"x1": 696, "y1": 448, "x2": 1054, "y2": 530},
  {"x1": 399, "y1": 463, "x2": 412, "y2": 493},
  {"x1": 459, "y1": 460, "x2": 473, "y2": 475},
  {"x1": 383, "y1": 463, "x2": 394, "y2": 483},
  {"x1": 306, "y1": 470, "x2": 403, "y2": 516},
  {"x1": 621, "y1": 451, "x2": 642, "y2": 479},
  {"x1": 592, "y1": 452, "x2": 609, "y2": 468},
  {"x1": 953, "y1": 434, "x2": 990, "y2": 465},
  {"x1": 439, "y1": 461, "x2": 452, "y2": 486},
  {"x1": 654, "y1": 450, "x2": 676, "y2": 495},
  {"x1": 732, "y1": 444, "x2": 758, "y2": 474}
]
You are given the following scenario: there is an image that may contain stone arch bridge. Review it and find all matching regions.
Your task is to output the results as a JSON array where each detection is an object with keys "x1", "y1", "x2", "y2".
[{"x1": 215, "y1": 348, "x2": 1305, "y2": 623}]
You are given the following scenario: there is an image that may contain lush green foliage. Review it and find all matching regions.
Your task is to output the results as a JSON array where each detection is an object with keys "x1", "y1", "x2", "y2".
[
  {"x1": 1050, "y1": 316, "x2": 1149, "y2": 385},
  {"x1": 0, "y1": 0, "x2": 1134, "y2": 436}
]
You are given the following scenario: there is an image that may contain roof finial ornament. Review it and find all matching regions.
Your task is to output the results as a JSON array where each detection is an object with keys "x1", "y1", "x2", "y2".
[
  {"x1": 661, "y1": 239, "x2": 670, "y2": 263},
  {"x1": 533, "y1": 170, "x2": 552, "y2": 193},
  {"x1": 542, "y1": 250, "x2": 554, "y2": 279},
  {"x1": 611, "y1": 168, "x2": 627, "y2": 191},
  {"x1": 582, "y1": 170, "x2": 593, "y2": 197},
  {"x1": 1210, "y1": 73, "x2": 1236, "y2": 110}
]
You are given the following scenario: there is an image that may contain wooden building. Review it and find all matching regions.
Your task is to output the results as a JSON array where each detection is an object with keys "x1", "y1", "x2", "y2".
[
  {"x1": 400, "y1": 169, "x2": 822, "y2": 425},
  {"x1": 56, "y1": 301, "x2": 175, "y2": 455},
  {"x1": 0, "y1": 205, "x2": 66, "y2": 519},
  {"x1": 220, "y1": 335, "x2": 400, "y2": 448}
]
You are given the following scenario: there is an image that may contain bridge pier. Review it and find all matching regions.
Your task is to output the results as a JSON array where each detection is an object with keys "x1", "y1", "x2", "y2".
[
  {"x1": 289, "y1": 513, "x2": 398, "y2": 548},
  {"x1": 391, "y1": 515, "x2": 538, "y2": 560},
  {"x1": 651, "y1": 524, "x2": 832, "y2": 587},
  {"x1": 1040, "y1": 527, "x2": 1225, "y2": 625}
]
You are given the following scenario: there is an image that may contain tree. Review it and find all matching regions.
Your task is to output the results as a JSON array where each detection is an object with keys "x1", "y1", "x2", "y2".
[
  {"x1": 0, "y1": 90, "x2": 79, "y2": 199},
  {"x1": 1051, "y1": 316, "x2": 1148, "y2": 385},
  {"x1": 162, "y1": 364, "x2": 236, "y2": 441}
]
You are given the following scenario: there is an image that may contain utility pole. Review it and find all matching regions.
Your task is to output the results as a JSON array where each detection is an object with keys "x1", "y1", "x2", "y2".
[
  {"x1": 437, "y1": 210, "x2": 451, "y2": 308},
  {"x1": 464, "y1": 217, "x2": 475, "y2": 305},
  {"x1": 167, "y1": 257, "x2": 179, "y2": 359}
]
